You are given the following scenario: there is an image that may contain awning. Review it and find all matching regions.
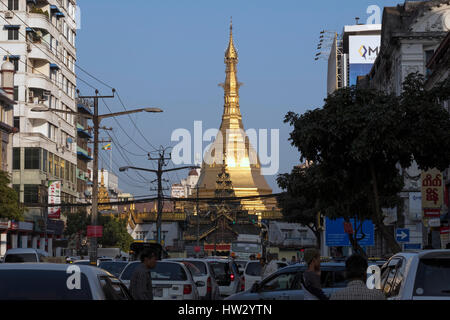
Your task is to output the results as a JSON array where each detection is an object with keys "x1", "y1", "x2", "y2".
[
  {"x1": 77, "y1": 128, "x2": 92, "y2": 139},
  {"x1": 26, "y1": 27, "x2": 33, "y2": 32},
  {"x1": 77, "y1": 151, "x2": 93, "y2": 161},
  {"x1": 77, "y1": 103, "x2": 93, "y2": 115},
  {"x1": 50, "y1": 5, "x2": 59, "y2": 11},
  {"x1": 4, "y1": 25, "x2": 20, "y2": 30},
  {"x1": 50, "y1": 63, "x2": 60, "y2": 70},
  {"x1": 26, "y1": 0, "x2": 37, "y2": 3},
  {"x1": 3, "y1": 55, "x2": 20, "y2": 60},
  {"x1": 55, "y1": 12, "x2": 65, "y2": 18}
]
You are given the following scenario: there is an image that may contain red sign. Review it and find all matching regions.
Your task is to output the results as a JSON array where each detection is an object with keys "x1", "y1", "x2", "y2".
[
  {"x1": 441, "y1": 227, "x2": 450, "y2": 235},
  {"x1": 204, "y1": 244, "x2": 231, "y2": 251},
  {"x1": 343, "y1": 222, "x2": 354, "y2": 235},
  {"x1": 424, "y1": 208, "x2": 441, "y2": 218},
  {"x1": 87, "y1": 226, "x2": 103, "y2": 238},
  {"x1": 194, "y1": 246, "x2": 202, "y2": 253}
]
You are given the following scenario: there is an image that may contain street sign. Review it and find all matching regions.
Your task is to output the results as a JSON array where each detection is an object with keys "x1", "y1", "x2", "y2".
[
  {"x1": 396, "y1": 228, "x2": 410, "y2": 243},
  {"x1": 325, "y1": 218, "x2": 374, "y2": 247},
  {"x1": 87, "y1": 226, "x2": 103, "y2": 238},
  {"x1": 428, "y1": 218, "x2": 441, "y2": 228},
  {"x1": 404, "y1": 243, "x2": 422, "y2": 250},
  {"x1": 441, "y1": 226, "x2": 450, "y2": 235}
]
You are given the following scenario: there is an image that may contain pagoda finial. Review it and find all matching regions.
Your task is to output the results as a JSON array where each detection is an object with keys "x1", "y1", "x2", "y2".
[{"x1": 225, "y1": 17, "x2": 237, "y2": 60}]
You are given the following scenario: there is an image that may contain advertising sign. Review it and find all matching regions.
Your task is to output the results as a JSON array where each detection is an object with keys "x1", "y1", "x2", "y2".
[
  {"x1": 421, "y1": 168, "x2": 443, "y2": 217},
  {"x1": 87, "y1": 225, "x2": 103, "y2": 238},
  {"x1": 348, "y1": 35, "x2": 381, "y2": 86},
  {"x1": 325, "y1": 218, "x2": 375, "y2": 247},
  {"x1": 0, "y1": 219, "x2": 9, "y2": 230},
  {"x1": 48, "y1": 180, "x2": 61, "y2": 219}
]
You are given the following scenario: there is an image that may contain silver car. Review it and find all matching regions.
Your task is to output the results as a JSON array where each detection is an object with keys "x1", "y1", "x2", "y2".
[
  {"x1": 0, "y1": 263, "x2": 132, "y2": 300},
  {"x1": 205, "y1": 258, "x2": 242, "y2": 297},
  {"x1": 119, "y1": 261, "x2": 201, "y2": 300},
  {"x1": 380, "y1": 250, "x2": 450, "y2": 300}
]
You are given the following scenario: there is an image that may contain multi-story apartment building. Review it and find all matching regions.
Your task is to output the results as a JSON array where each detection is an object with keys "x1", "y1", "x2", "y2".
[
  {"x1": 0, "y1": 59, "x2": 15, "y2": 175},
  {"x1": 75, "y1": 97, "x2": 92, "y2": 205},
  {"x1": 0, "y1": 0, "x2": 78, "y2": 254}
]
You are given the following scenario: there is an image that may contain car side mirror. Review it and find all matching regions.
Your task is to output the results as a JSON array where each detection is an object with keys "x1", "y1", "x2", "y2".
[
  {"x1": 196, "y1": 281, "x2": 206, "y2": 287},
  {"x1": 250, "y1": 281, "x2": 260, "y2": 293}
]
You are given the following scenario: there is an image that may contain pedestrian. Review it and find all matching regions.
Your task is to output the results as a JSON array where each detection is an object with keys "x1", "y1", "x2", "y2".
[
  {"x1": 330, "y1": 254, "x2": 386, "y2": 300},
  {"x1": 301, "y1": 248, "x2": 328, "y2": 300},
  {"x1": 290, "y1": 255, "x2": 297, "y2": 265},
  {"x1": 259, "y1": 257, "x2": 267, "y2": 277},
  {"x1": 262, "y1": 255, "x2": 278, "y2": 279},
  {"x1": 281, "y1": 257, "x2": 287, "y2": 263},
  {"x1": 249, "y1": 254, "x2": 256, "y2": 260},
  {"x1": 129, "y1": 248, "x2": 158, "y2": 300}
]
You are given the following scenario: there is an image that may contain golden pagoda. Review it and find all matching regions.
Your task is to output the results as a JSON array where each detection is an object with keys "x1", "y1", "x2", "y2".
[
  {"x1": 195, "y1": 20, "x2": 278, "y2": 216},
  {"x1": 98, "y1": 169, "x2": 112, "y2": 211}
]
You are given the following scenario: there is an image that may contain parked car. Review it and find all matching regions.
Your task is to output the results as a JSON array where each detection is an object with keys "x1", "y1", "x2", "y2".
[
  {"x1": 205, "y1": 258, "x2": 242, "y2": 297},
  {"x1": 241, "y1": 260, "x2": 289, "y2": 292},
  {"x1": 119, "y1": 261, "x2": 201, "y2": 300},
  {"x1": 73, "y1": 259, "x2": 95, "y2": 266},
  {"x1": 166, "y1": 258, "x2": 220, "y2": 300},
  {"x1": 4, "y1": 248, "x2": 49, "y2": 263},
  {"x1": 98, "y1": 261, "x2": 129, "y2": 278},
  {"x1": 226, "y1": 262, "x2": 347, "y2": 300},
  {"x1": 234, "y1": 260, "x2": 249, "y2": 274},
  {"x1": 0, "y1": 263, "x2": 132, "y2": 300},
  {"x1": 379, "y1": 250, "x2": 450, "y2": 300}
]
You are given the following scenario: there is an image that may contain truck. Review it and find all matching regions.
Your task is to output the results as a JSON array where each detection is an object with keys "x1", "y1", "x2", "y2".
[{"x1": 230, "y1": 234, "x2": 263, "y2": 261}]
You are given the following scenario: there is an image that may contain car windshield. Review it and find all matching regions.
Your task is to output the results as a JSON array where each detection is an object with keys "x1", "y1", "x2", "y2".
[
  {"x1": 151, "y1": 262, "x2": 188, "y2": 281},
  {"x1": 180, "y1": 262, "x2": 203, "y2": 277},
  {"x1": 245, "y1": 262, "x2": 262, "y2": 276},
  {"x1": 182, "y1": 261, "x2": 207, "y2": 275},
  {"x1": 121, "y1": 262, "x2": 188, "y2": 281},
  {"x1": 99, "y1": 261, "x2": 128, "y2": 277},
  {"x1": 0, "y1": 270, "x2": 92, "y2": 300},
  {"x1": 5, "y1": 254, "x2": 37, "y2": 263},
  {"x1": 414, "y1": 258, "x2": 450, "y2": 297}
]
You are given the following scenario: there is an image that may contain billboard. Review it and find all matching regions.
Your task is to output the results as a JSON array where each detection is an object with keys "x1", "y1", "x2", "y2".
[
  {"x1": 48, "y1": 180, "x2": 61, "y2": 219},
  {"x1": 421, "y1": 168, "x2": 444, "y2": 218},
  {"x1": 325, "y1": 218, "x2": 375, "y2": 247},
  {"x1": 348, "y1": 35, "x2": 380, "y2": 86}
]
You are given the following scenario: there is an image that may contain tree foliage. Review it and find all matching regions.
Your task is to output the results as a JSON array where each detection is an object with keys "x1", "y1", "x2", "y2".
[
  {"x1": 0, "y1": 170, "x2": 24, "y2": 221},
  {"x1": 281, "y1": 73, "x2": 450, "y2": 254},
  {"x1": 98, "y1": 215, "x2": 134, "y2": 252}
]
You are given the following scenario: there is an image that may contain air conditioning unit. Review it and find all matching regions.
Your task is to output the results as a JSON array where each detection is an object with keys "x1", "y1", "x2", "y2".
[
  {"x1": 26, "y1": 44, "x2": 32, "y2": 52},
  {"x1": 5, "y1": 12, "x2": 13, "y2": 19}
]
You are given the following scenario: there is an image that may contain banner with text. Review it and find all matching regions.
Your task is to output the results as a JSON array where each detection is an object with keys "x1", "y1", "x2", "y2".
[
  {"x1": 48, "y1": 180, "x2": 61, "y2": 219},
  {"x1": 421, "y1": 168, "x2": 444, "y2": 218}
]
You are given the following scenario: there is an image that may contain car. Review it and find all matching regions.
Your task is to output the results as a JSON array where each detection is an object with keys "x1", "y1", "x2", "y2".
[
  {"x1": 166, "y1": 258, "x2": 220, "y2": 300},
  {"x1": 4, "y1": 248, "x2": 49, "y2": 263},
  {"x1": 98, "y1": 261, "x2": 129, "y2": 278},
  {"x1": 73, "y1": 259, "x2": 95, "y2": 266},
  {"x1": 234, "y1": 260, "x2": 249, "y2": 275},
  {"x1": 226, "y1": 262, "x2": 348, "y2": 300},
  {"x1": 241, "y1": 260, "x2": 289, "y2": 291},
  {"x1": 0, "y1": 263, "x2": 132, "y2": 300},
  {"x1": 119, "y1": 261, "x2": 201, "y2": 300},
  {"x1": 205, "y1": 258, "x2": 242, "y2": 297},
  {"x1": 379, "y1": 250, "x2": 450, "y2": 300}
]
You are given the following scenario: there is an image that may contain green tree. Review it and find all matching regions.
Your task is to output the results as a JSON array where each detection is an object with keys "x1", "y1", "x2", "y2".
[
  {"x1": 98, "y1": 215, "x2": 133, "y2": 252},
  {"x1": 0, "y1": 170, "x2": 24, "y2": 221},
  {"x1": 283, "y1": 73, "x2": 450, "y2": 254},
  {"x1": 64, "y1": 210, "x2": 90, "y2": 254}
]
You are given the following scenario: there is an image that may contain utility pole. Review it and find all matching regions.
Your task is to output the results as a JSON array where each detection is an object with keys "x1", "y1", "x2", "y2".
[
  {"x1": 120, "y1": 151, "x2": 200, "y2": 246},
  {"x1": 31, "y1": 93, "x2": 163, "y2": 266}
]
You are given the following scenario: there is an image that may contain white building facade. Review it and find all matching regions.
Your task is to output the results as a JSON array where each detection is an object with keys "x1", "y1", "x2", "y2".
[{"x1": 0, "y1": 0, "x2": 78, "y2": 254}]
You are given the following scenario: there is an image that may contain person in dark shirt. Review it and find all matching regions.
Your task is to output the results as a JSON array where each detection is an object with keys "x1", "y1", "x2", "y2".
[
  {"x1": 129, "y1": 248, "x2": 158, "y2": 300},
  {"x1": 302, "y1": 249, "x2": 329, "y2": 300}
]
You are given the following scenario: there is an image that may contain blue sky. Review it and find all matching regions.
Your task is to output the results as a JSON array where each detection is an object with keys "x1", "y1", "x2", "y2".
[{"x1": 76, "y1": 0, "x2": 400, "y2": 196}]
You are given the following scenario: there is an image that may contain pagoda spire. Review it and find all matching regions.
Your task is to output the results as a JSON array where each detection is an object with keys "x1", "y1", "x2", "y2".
[{"x1": 222, "y1": 18, "x2": 242, "y2": 122}]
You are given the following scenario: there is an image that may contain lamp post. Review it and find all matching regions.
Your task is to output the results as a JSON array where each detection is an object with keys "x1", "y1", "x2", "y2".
[{"x1": 31, "y1": 90, "x2": 163, "y2": 265}]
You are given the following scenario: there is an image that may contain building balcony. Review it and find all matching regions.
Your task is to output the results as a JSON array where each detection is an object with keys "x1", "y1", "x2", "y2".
[
  {"x1": 27, "y1": 12, "x2": 51, "y2": 31},
  {"x1": 76, "y1": 123, "x2": 92, "y2": 139},
  {"x1": 76, "y1": 168, "x2": 90, "y2": 182},
  {"x1": 77, "y1": 146, "x2": 93, "y2": 161},
  {"x1": 26, "y1": 72, "x2": 52, "y2": 92},
  {"x1": 28, "y1": 42, "x2": 52, "y2": 62}
]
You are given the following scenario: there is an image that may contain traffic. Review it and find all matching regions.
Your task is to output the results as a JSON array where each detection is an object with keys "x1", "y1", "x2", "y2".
[{"x1": 0, "y1": 242, "x2": 449, "y2": 300}]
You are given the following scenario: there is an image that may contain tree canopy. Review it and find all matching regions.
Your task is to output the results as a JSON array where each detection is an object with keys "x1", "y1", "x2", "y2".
[{"x1": 0, "y1": 170, "x2": 24, "y2": 221}]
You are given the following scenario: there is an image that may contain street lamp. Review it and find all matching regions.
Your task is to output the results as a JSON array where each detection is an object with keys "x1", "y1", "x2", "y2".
[{"x1": 32, "y1": 90, "x2": 163, "y2": 265}]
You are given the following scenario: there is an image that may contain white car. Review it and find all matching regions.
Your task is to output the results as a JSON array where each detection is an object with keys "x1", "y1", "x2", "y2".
[
  {"x1": 380, "y1": 250, "x2": 450, "y2": 300},
  {"x1": 167, "y1": 258, "x2": 220, "y2": 300},
  {"x1": 0, "y1": 263, "x2": 132, "y2": 300},
  {"x1": 205, "y1": 258, "x2": 242, "y2": 297},
  {"x1": 119, "y1": 261, "x2": 201, "y2": 300},
  {"x1": 242, "y1": 260, "x2": 289, "y2": 291},
  {"x1": 4, "y1": 248, "x2": 49, "y2": 263}
]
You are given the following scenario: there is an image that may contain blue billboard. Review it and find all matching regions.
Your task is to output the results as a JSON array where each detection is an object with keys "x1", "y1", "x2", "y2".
[{"x1": 325, "y1": 218, "x2": 375, "y2": 247}]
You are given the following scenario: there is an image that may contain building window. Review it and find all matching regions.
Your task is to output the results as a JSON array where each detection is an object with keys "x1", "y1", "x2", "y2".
[
  {"x1": 24, "y1": 148, "x2": 40, "y2": 170},
  {"x1": 12, "y1": 147, "x2": 20, "y2": 170},
  {"x1": 42, "y1": 150, "x2": 47, "y2": 173},
  {"x1": 24, "y1": 185, "x2": 39, "y2": 204},
  {"x1": 48, "y1": 152, "x2": 53, "y2": 175},
  {"x1": 8, "y1": 29, "x2": 19, "y2": 40},
  {"x1": 13, "y1": 116, "x2": 19, "y2": 131},
  {"x1": 13, "y1": 86, "x2": 18, "y2": 101},
  {"x1": 8, "y1": 0, "x2": 19, "y2": 10}
]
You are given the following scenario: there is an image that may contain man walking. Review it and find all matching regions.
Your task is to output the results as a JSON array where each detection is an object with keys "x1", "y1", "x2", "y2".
[
  {"x1": 129, "y1": 248, "x2": 158, "y2": 300},
  {"x1": 301, "y1": 249, "x2": 328, "y2": 300},
  {"x1": 330, "y1": 254, "x2": 385, "y2": 300},
  {"x1": 289, "y1": 255, "x2": 297, "y2": 265}
]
